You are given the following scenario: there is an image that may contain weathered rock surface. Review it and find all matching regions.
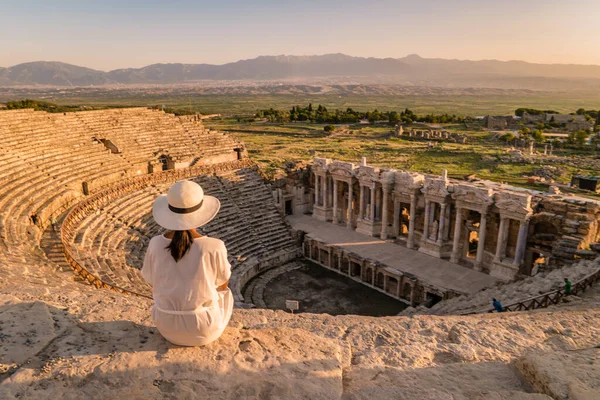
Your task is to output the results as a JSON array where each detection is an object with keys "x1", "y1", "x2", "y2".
[
  {"x1": 516, "y1": 348, "x2": 600, "y2": 400},
  {"x1": 0, "y1": 249, "x2": 599, "y2": 399},
  {"x1": 1, "y1": 272, "x2": 599, "y2": 399}
]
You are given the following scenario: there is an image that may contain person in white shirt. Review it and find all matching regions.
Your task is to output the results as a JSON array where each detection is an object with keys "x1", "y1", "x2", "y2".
[{"x1": 141, "y1": 180, "x2": 233, "y2": 346}]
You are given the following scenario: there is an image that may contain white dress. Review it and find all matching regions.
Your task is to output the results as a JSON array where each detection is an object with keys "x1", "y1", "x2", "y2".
[{"x1": 141, "y1": 235, "x2": 233, "y2": 346}]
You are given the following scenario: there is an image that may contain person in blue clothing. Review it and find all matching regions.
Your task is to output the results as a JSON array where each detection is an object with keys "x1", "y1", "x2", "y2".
[{"x1": 492, "y1": 298, "x2": 505, "y2": 312}]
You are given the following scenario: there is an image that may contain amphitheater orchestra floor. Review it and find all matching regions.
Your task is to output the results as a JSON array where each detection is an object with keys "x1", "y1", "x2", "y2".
[{"x1": 287, "y1": 215, "x2": 500, "y2": 294}]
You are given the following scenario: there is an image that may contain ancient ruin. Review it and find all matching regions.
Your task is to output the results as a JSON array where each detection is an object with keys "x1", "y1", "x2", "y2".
[
  {"x1": 0, "y1": 108, "x2": 599, "y2": 398},
  {"x1": 394, "y1": 125, "x2": 469, "y2": 143},
  {"x1": 274, "y1": 157, "x2": 600, "y2": 304}
]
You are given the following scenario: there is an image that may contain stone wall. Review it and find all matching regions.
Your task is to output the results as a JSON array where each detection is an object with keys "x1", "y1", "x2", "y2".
[
  {"x1": 394, "y1": 125, "x2": 469, "y2": 143},
  {"x1": 283, "y1": 157, "x2": 600, "y2": 282},
  {"x1": 302, "y1": 237, "x2": 458, "y2": 306}
]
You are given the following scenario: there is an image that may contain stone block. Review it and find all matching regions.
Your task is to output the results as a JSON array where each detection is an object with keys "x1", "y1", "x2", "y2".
[{"x1": 516, "y1": 349, "x2": 600, "y2": 400}]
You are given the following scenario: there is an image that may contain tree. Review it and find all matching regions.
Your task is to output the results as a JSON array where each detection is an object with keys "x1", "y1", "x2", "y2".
[
  {"x1": 519, "y1": 127, "x2": 531, "y2": 136},
  {"x1": 388, "y1": 111, "x2": 401, "y2": 125},
  {"x1": 500, "y1": 133, "x2": 515, "y2": 142},
  {"x1": 531, "y1": 129, "x2": 546, "y2": 143},
  {"x1": 570, "y1": 130, "x2": 590, "y2": 147},
  {"x1": 323, "y1": 125, "x2": 335, "y2": 132}
]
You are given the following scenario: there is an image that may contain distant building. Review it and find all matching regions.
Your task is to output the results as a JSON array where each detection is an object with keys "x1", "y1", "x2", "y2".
[
  {"x1": 522, "y1": 112, "x2": 593, "y2": 131},
  {"x1": 484, "y1": 115, "x2": 519, "y2": 130},
  {"x1": 571, "y1": 175, "x2": 600, "y2": 192}
]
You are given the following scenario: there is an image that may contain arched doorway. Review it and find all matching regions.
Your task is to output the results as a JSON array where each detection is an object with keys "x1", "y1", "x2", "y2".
[
  {"x1": 386, "y1": 276, "x2": 399, "y2": 295},
  {"x1": 350, "y1": 261, "x2": 361, "y2": 278},
  {"x1": 365, "y1": 267, "x2": 374, "y2": 285},
  {"x1": 375, "y1": 272, "x2": 385, "y2": 289},
  {"x1": 525, "y1": 219, "x2": 559, "y2": 275}
]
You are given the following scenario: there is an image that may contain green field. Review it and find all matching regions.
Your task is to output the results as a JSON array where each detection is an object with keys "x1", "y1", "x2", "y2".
[
  {"x1": 3, "y1": 87, "x2": 600, "y2": 117},
  {"x1": 204, "y1": 117, "x2": 600, "y2": 199}
]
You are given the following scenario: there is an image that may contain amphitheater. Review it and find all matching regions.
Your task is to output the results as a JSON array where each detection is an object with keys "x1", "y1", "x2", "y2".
[{"x1": 0, "y1": 108, "x2": 598, "y2": 399}]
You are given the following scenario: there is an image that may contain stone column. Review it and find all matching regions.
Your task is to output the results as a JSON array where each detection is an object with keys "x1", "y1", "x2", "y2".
[
  {"x1": 409, "y1": 284, "x2": 417, "y2": 306},
  {"x1": 475, "y1": 211, "x2": 488, "y2": 270},
  {"x1": 423, "y1": 199, "x2": 431, "y2": 241},
  {"x1": 359, "y1": 185, "x2": 365, "y2": 220},
  {"x1": 437, "y1": 203, "x2": 446, "y2": 243},
  {"x1": 494, "y1": 217, "x2": 508, "y2": 261},
  {"x1": 346, "y1": 181, "x2": 353, "y2": 229},
  {"x1": 512, "y1": 219, "x2": 529, "y2": 268},
  {"x1": 321, "y1": 175, "x2": 327, "y2": 207},
  {"x1": 314, "y1": 174, "x2": 319, "y2": 207},
  {"x1": 332, "y1": 179, "x2": 339, "y2": 224},
  {"x1": 450, "y1": 207, "x2": 463, "y2": 263},
  {"x1": 407, "y1": 194, "x2": 417, "y2": 249},
  {"x1": 328, "y1": 177, "x2": 333, "y2": 207},
  {"x1": 392, "y1": 199, "x2": 400, "y2": 237},
  {"x1": 429, "y1": 202, "x2": 436, "y2": 225},
  {"x1": 381, "y1": 189, "x2": 389, "y2": 239},
  {"x1": 443, "y1": 203, "x2": 451, "y2": 240},
  {"x1": 370, "y1": 186, "x2": 376, "y2": 221}
]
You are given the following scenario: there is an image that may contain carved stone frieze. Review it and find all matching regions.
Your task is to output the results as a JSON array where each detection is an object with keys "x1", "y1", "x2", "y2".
[
  {"x1": 423, "y1": 177, "x2": 450, "y2": 201},
  {"x1": 494, "y1": 191, "x2": 533, "y2": 219},
  {"x1": 452, "y1": 184, "x2": 494, "y2": 211}
]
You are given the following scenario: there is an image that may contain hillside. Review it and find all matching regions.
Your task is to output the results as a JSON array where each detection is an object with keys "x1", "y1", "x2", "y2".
[{"x1": 2, "y1": 54, "x2": 600, "y2": 89}]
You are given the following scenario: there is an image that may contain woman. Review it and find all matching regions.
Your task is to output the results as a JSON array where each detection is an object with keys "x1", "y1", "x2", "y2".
[{"x1": 141, "y1": 180, "x2": 233, "y2": 346}]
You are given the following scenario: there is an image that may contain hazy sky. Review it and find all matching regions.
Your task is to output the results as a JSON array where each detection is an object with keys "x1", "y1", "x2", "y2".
[{"x1": 1, "y1": 0, "x2": 599, "y2": 70}]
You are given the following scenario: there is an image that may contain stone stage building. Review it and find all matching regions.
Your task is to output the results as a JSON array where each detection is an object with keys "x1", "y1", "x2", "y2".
[{"x1": 278, "y1": 158, "x2": 600, "y2": 299}]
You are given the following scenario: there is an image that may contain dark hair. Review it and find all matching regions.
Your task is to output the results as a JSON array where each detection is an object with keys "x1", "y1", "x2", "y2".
[{"x1": 166, "y1": 230, "x2": 194, "y2": 262}]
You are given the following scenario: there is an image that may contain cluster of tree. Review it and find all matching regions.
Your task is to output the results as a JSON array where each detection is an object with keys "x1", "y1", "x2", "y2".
[
  {"x1": 255, "y1": 104, "x2": 464, "y2": 125},
  {"x1": 568, "y1": 130, "x2": 591, "y2": 147},
  {"x1": 518, "y1": 127, "x2": 546, "y2": 142},
  {"x1": 516, "y1": 107, "x2": 600, "y2": 126},
  {"x1": 2, "y1": 99, "x2": 95, "y2": 113},
  {"x1": 575, "y1": 108, "x2": 600, "y2": 125},
  {"x1": 501, "y1": 127, "x2": 546, "y2": 143},
  {"x1": 515, "y1": 108, "x2": 559, "y2": 117},
  {"x1": 152, "y1": 106, "x2": 197, "y2": 116}
]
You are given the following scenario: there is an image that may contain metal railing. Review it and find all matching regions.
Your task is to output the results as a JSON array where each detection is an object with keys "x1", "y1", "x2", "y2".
[{"x1": 482, "y1": 266, "x2": 600, "y2": 313}]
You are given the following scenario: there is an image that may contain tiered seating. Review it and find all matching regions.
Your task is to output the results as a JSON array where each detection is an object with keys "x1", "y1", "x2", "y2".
[
  {"x1": 0, "y1": 108, "x2": 244, "y2": 247},
  {"x1": 0, "y1": 107, "x2": 295, "y2": 299},
  {"x1": 65, "y1": 168, "x2": 298, "y2": 295},
  {"x1": 74, "y1": 109, "x2": 243, "y2": 165},
  {"x1": 216, "y1": 169, "x2": 297, "y2": 256},
  {"x1": 0, "y1": 110, "x2": 133, "y2": 245}
]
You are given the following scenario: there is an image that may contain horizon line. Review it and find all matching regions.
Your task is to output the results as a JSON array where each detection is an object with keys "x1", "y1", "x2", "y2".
[{"x1": 4, "y1": 53, "x2": 600, "y2": 72}]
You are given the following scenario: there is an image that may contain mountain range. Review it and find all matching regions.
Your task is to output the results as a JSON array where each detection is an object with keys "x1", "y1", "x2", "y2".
[{"x1": 1, "y1": 54, "x2": 599, "y2": 89}]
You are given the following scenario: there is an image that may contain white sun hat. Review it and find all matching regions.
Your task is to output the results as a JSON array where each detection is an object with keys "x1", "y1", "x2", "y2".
[{"x1": 152, "y1": 180, "x2": 220, "y2": 231}]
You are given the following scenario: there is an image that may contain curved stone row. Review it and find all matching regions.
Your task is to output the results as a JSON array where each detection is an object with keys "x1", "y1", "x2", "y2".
[
  {"x1": 242, "y1": 261, "x2": 304, "y2": 308},
  {"x1": 0, "y1": 108, "x2": 245, "y2": 250},
  {"x1": 61, "y1": 159, "x2": 300, "y2": 300}
]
